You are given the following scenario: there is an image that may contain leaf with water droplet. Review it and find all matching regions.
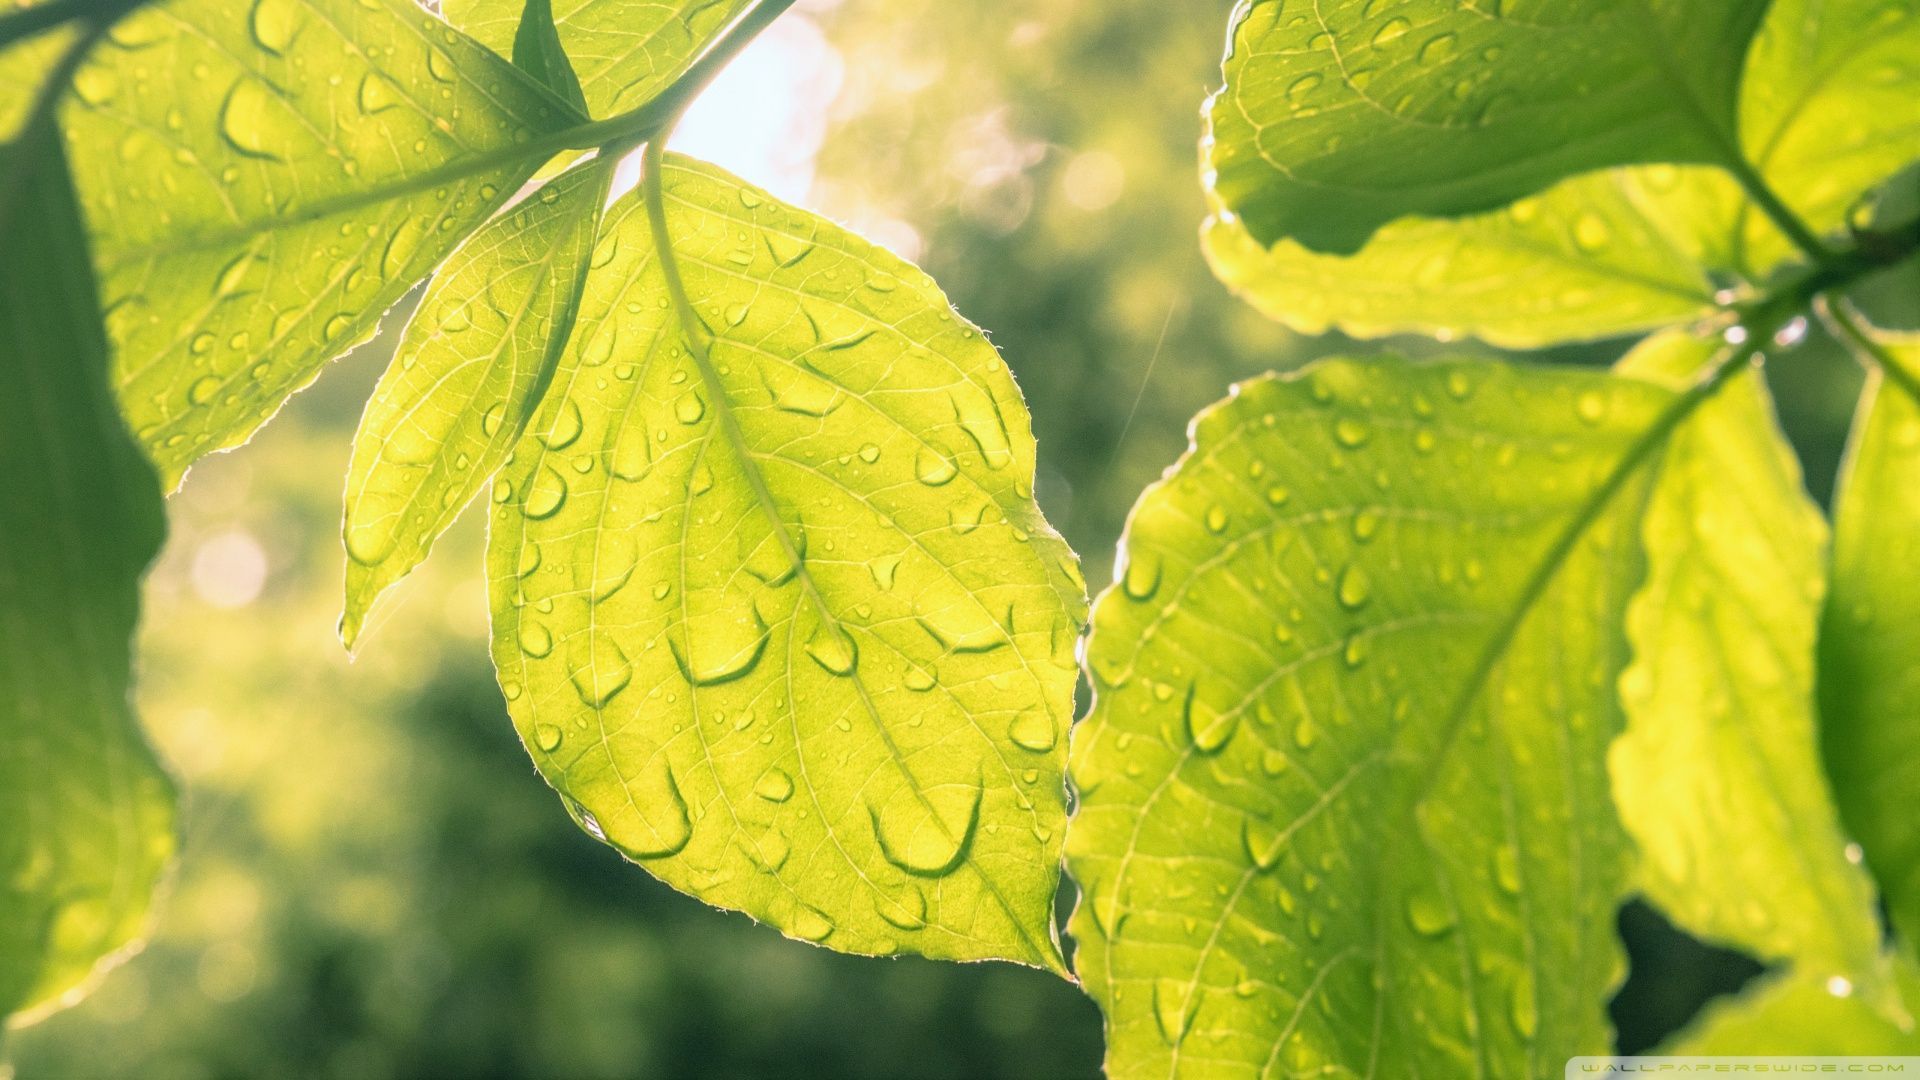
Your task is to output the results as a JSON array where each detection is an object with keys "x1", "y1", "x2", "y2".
[
  {"x1": 76, "y1": 0, "x2": 577, "y2": 489},
  {"x1": 444, "y1": 0, "x2": 749, "y2": 118},
  {"x1": 486, "y1": 155, "x2": 1084, "y2": 972},
  {"x1": 1821, "y1": 328, "x2": 1920, "y2": 956},
  {"x1": 1208, "y1": 0, "x2": 1767, "y2": 254},
  {"x1": 1614, "y1": 330, "x2": 1904, "y2": 1021},
  {"x1": 340, "y1": 160, "x2": 610, "y2": 647},
  {"x1": 1069, "y1": 355, "x2": 1678, "y2": 1078},
  {"x1": 0, "y1": 124, "x2": 175, "y2": 1025}
]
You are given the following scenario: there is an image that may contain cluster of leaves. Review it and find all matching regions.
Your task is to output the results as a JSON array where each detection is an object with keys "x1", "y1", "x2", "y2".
[{"x1": 4, "y1": 0, "x2": 1920, "y2": 1076}]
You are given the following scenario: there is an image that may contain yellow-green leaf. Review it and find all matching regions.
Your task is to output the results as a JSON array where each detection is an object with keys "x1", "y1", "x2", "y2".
[
  {"x1": 0, "y1": 123, "x2": 173, "y2": 1024},
  {"x1": 1821, "y1": 331, "x2": 1920, "y2": 951},
  {"x1": 69, "y1": 0, "x2": 579, "y2": 487},
  {"x1": 1612, "y1": 329, "x2": 1902, "y2": 1019},
  {"x1": 1069, "y1": 357, "x2": 1671, "y2": 1078},
  {"x1": 1205, "y1": 0, "x2": 1768, "y2": 253},
  {"x1": 444, "y1": 0, "x2": 747, "y2": 118},
  {"x1": 340, "y1": 158, "x2": 611, "y2": 648},
  {"x1": 486, "y1": 154, "x2": 1085, "y2": 968},
  {"x1": 1666, "y1": 951, "x2": 1920, "y2": 1053}
]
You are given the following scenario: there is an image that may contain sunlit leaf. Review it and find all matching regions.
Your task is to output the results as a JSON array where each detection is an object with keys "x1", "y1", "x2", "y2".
[
  {"x1": 486, "y1": 154, "x2": 1085, "y2": 968},
  {"x1": 1665, "y1": 951, "x2": 1920, "y2": 1053},
  {"x1": 1612, "y1": 330, "x2": 1901, "y2": 1018},
  {"x1": 340, "y1": 159, "x2": 610, "y2": 648},
  {"x1": 1203, "y1": 167, "x2": 1725, "y2": 348},
  {"x1": 0, "y1": 124, "x2": 173, "y2": 1024},
  {"x1": 1821, "y1": 331, "x2": 1920, "y2": 951},
  {"x1": 0, "y1": 14, "x2": 71, "y2": 141},
  {"x1": 445, "y1": 0, "x2": 748, "y2": 118},
  {"x1": 1068, "y1": 357, "x2": 1670, "y2": 1077},
  {"x1": 68, "y1": 0, "x2": 580, "y2": 488},
  {"x1": 511, "y1": 0, "x2": 586, "y2": 115},
  {"x1": 1205, "y1": 0, "x2": 1767, "y2": 253}
]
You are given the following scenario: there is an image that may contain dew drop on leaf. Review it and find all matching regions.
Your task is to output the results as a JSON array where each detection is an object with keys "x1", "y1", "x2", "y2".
[
  {"x1": 755, "y1": 768, "x2": 794, "y2": 802},
  {"x1": 1008, "y1": 710, "x2": 1056, "y2": 752}
]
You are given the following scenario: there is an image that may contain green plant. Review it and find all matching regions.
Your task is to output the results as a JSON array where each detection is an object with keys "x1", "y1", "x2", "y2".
[{"x1": 3, "y1": 0, "x2": 1919, "y2": 1075}]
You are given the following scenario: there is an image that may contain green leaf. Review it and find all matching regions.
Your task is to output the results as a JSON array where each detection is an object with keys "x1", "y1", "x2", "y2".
[
  {"x1": 340, "y1": 158, "x2": 610, "y2": 648},
  {"x1": 1665, "y1": 952, "x2": 1920, "y2": 1053},
  {"x1": 444, "y1": 0, "x2": 748, "y2": 119},
  {"x1": 511, "y1": 0, "x2": 586, "y2": 116},
  {"x1": 68, "y1": 0, "x2": 579, "y2": 488},
  {"x1": 1821, "y1": 331, "x2": 1920, "y2": 951},
  {"x1": 1612, "y1": 330, "x2": 1902, "y2": 1018},
  {"x1": 1203, "y1": 166, "x2": 1726, "y2": 349},
  {"x1": 1068, "y1": 357, "x2": 1671, "y2": 1077},
  {"x1": 0, "y1": 17, "x2": 71, "y2": 141},
  {"x1": 0, "y1": 123, "x2": 173, "y2": 1023},
  {"x1": 1205, "y1": 0, "x2": 1768, "y2": 253},
  {"x1": 485, "y1": 154, "x2": 1086, "y2": 968}
]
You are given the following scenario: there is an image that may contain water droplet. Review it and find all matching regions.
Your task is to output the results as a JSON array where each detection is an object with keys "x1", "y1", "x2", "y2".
[
  {"x1": 426, "y1": 46, "x2": 457, "y2": 83},
  {"x1": 1206, "y1": 506, "x2": 1229, "y2": 533},
  {"x1": 904, "y1": 666, "x2": 936, "y2": 692},
  {"x1": 1153, "y1": 979, "x2": 1196, "y2": 1044},
  {"x1": 1406, "y1": 892, "x2": 1455, "y2": 936},
  {"x1": 674, "y1": 604, "x2": 769, "y2": 686},
  {"x1": 1286, "y1": 72, "x2": 1322, "y2": 103},
  {"x1": 915, "y1": 446, "x2": 957, "y2": 486},
  {"x1": 600, "y1": 757, "x2": 691, "y2": 858},
  {"x1": 874, "y1": 884, "x2": 927, "y2": 930},
  {"x1": 358, "y1": 72, "x2": 398, "y2": 113},
  {"x1": 790, "y1": 905, "x2": 834, "y2": 942},
  {"x1": 567, "y1": 634, "x2": 631, "y2": 708},
  {"x1": 755, "y1": 768, "x2": 794, "y2": 802},
  {"x1": 1509, "y1": 972, "x2": 1538, "y2": 1038},
  {"x1": 188, "y1": 375, "x2": 221, "y2": 405},
  {"x1": 1573, "y1": 212, "x2": 1611, "y2": 251},
  {"x1": 523, "y1": 466, "x2": 568, "y2": 519},
  {"x1": 519, "y1": 622, "x2": 553, "y2": 658},
  {"x1": 1334, "y1": 418, "x2": 1371, "y2": 447},
  {"x1": 1337, "y1": 564, "x2": 1372, "y2": 609},
  {"x1": 1419, "y1": 31, "x2": 1457, "y2": 63},
  {"x1": 916, "y1": 598, "x2": 1006, "y2": 653},
  {"x1": 806, "y1": 622, "x2": 858, "y2": 676},
  {"x1": 534, "y1": 723, "x2": 561, "y2": 752},
  {"x1": 1494, "y1": 845, "x2": 1522, "y2": 895},
  {"x1": 1261, "y1": 748, "x2": 1289, "y2": 775},
  {"x1": 249, "y1": 0, "x2": 301, "y2": 54},
  {"x1": 689, "y1": 463, "x2": 714, "y2": 496},
  {"x1": 1576, "y1": 389, "x2": 1606, "y2": 425},
  {"x1": 1343, "y1": 634, "x2": 1368, "y2": 667},
  {"x1": 1111, "y1": 551, "x2": 1159, "y2": 602},
  {"x1": 870, "y1": 780, "x2": 981, "y2": 877},
  {"x1": 724, "y1": 302, "x2": 751, "y2": 326},
  {"x1": 764, "y1": 231, "x2": 812, "y2": 267},
  {"x1": 1446, "y1": 369, "x2": 1474, "y2": 400},
  {"x1": 948, "y1": 500, "x2": 989, "y2": 533},
  {"x1": 1187, "y1": 692, "x2": 1238, "y2": 753},
  {"x1": 541, "y1": 399, "x2": 582, "y2": 449},
  {"x1": 768, "y1": 363, "x2": 841, "y2": 416},
  {"x1": 1008, "y1": 710, "x2": 1056, "y2": 752},
  {"x1": 858, "y1": 443, "x2": 882, "y2": 463},
  {"x1": 1372, "y1": 16, "x2": 1412, "y2": 45},
  {"x1": 868, "y1": 554, "x2": 901, "y2": 591},
  {"x1": 220, "y1": 77, "x2": 290, "y2": 161},
  {"x1": 675, "y1": 391, "x2": 706, "y2": 424},
  {"x1": 1243, "y1": 816, "x2": 1284, "y2": 870}
]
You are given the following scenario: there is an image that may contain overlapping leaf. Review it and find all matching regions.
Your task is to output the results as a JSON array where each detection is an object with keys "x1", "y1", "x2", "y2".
[
  {"x1": 1068, "y1": 357, "x2": 1669, "y2": 1078},
  {"x1": 341, "y1": 159, "x2": 610, "y2": 647},
  {"x1": 445, "y1": 0, "x2": 747, "y2": 118},
  {"x1": 67, "y1": 0, "x2": 579, "y2": 487},
  {"x1": 0, "y1": 125, "x2": 173, "y2": 1025},
  {"x1": 1611, "y1": 330, "x2": 1901, "y2": 1017},
  {"x1": 0, "y1": 10, "x2": 71, "y2": 141},
  {"x1": 1666, "y1": 953, "x2": 1920, "y2": 1053},
  {"x1": 1204, "y1": 0, "x2": 1920, "y2": 347},
  {"x1": 1821, "y1": 331, "x2": 1920, "y2": 950},
  {"x1": 486, "y1": 154, "x2": 1086, "y2": 967},
  {"x1": 1204, "y1": 0, "x2": 1767, "y2": 253}
]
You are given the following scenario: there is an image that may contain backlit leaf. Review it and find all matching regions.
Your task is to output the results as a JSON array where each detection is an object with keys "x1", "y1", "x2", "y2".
[
  {"x1": 68, "y1": 0, "x2": 579, "y2": 487},
  {"x1": 1665, "y1": 951, "x2": 1920, "y2": 1053},
  {"x1": 511, "y1": 0, "x2": 587, "y2": 115},
  {"x1": 340, "y1": 158, "x2": 611, "y2": 648},
  {"x1": 1821, "y1": 331, "x2": 1920, "y2": 950},
  {"x1": 1205, "y1": 0, "x2": 1767, "y2": 253},
  {"x1": 1613, "y1": 330, "x2": 1901, "y2": 1018},
  {"x1": 0, "y1": 125, "x2": 173, "y2": 1024},
  {"x1": 1203, "y1": 167, "x2": 1725, "y2": 349},
  {"x1": 0, "y1": 14, "x2": 71, "y2": 141},
  {"x1": 486, "y1": 154, "x2": 1085, "y2": 968},
  {"x1": 1069, "y1": 357, "x2": 1670, "y2": 1077},
  {"x1": 445, "y1": 0, "x2": 748, "y2": 118}
]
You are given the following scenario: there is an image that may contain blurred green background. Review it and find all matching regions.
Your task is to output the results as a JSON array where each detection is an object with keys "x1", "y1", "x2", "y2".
[{"x1": 3, "y1": 0, "x2": 1903, "y2": 1075}]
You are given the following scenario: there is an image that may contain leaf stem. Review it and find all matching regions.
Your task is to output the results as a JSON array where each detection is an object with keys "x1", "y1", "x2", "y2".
[
  {"x1": 1720, "y1": 152, "x2": 1842, "y2": 273},
  {"x1": 101, "y1": 0, "x2": 797, "y2": 263},
  {"x1": 1414, "y1": 311, "x2": 1787, "y2": 805},
  {"x1": 1821, "y1": 298, "x2": 1920, "y2": 406}
]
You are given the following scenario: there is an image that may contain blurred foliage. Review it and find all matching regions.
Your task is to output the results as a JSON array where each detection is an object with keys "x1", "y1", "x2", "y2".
[{"x1": 3, "y1": 0, "x2": 1904, "y2": 1075}]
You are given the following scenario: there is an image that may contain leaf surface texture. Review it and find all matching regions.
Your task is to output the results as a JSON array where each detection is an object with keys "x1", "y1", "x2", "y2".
[{"x1": 486, "y1": 155, "x2": 1086, "y2": 967}]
